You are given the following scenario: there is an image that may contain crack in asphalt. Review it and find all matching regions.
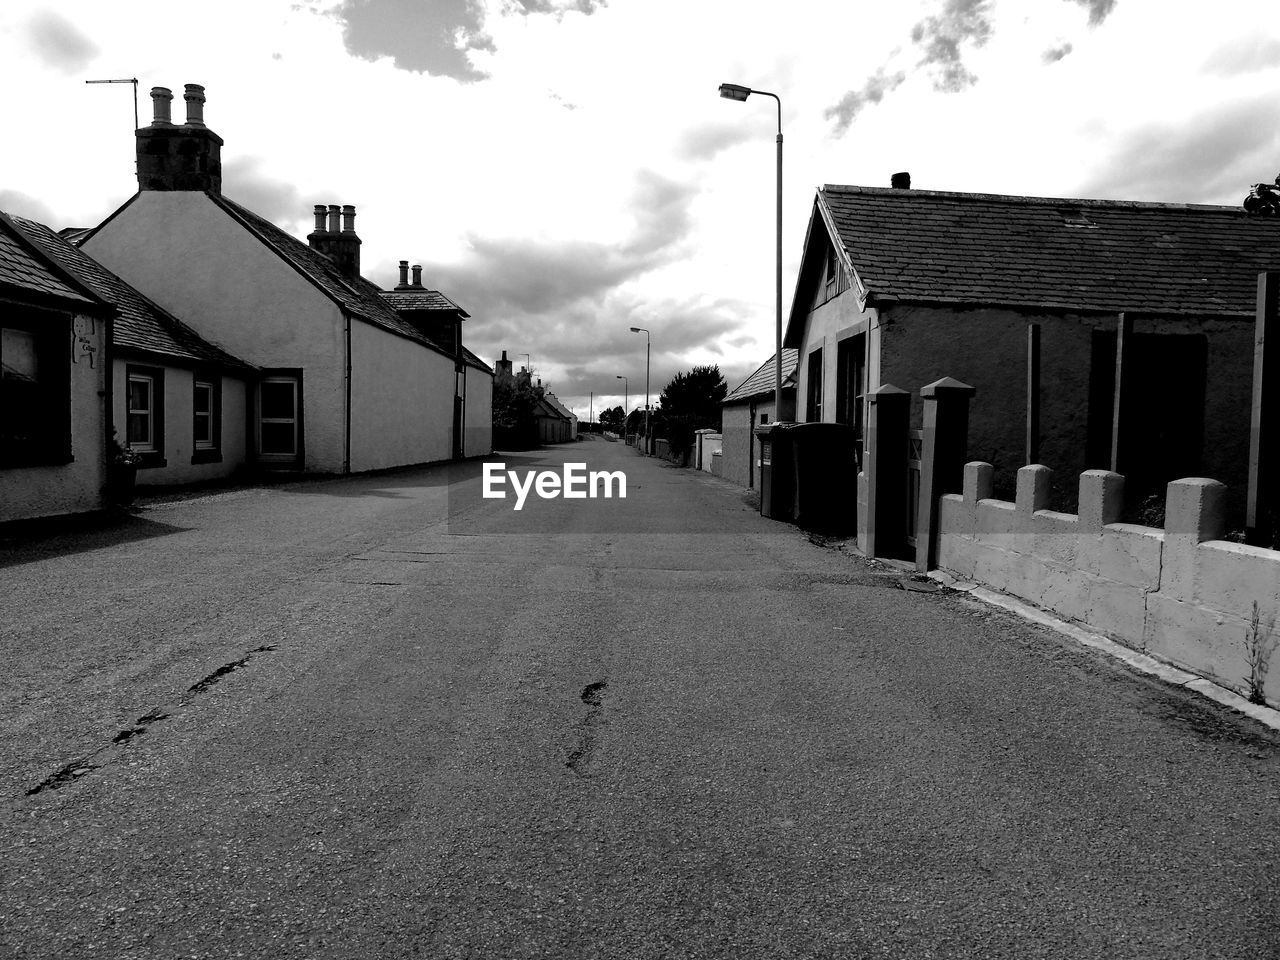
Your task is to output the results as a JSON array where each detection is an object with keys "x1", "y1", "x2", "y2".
[
  {"x1": 567, "y1": 680, "x2": 609, "y2": 777},
  {"x1": 23, "y1": 645, "x2": 277, "y2": 798}
]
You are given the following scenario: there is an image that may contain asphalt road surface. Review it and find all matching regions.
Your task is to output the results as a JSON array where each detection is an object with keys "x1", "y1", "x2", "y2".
[{"x1": 3, "y1": 437, "x2": 1280, "y2": 959}]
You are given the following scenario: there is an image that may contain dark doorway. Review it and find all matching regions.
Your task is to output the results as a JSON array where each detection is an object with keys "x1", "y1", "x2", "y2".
[{"x1": 1086, "y1": 330, "x2": 1208, "y2": 503}]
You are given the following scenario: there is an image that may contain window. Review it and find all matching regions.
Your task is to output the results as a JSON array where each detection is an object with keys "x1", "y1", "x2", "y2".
[
  {"x1": 760, "y1": 413, "x2": 769, "y2": 424},
  {"x1": 835, "y1": 334, "x2": 866, "y2": 436},
  {"x1": 806, "y1": 348, "x2": 823, "y2": 422},
  {"x1": 1, "y1": 318, "x2": 71, "y2": 465},
  {"x1": 125, "y1": 366, "x2": 165, "y2": 466},
  {"x1": 257, "y1": 373, "x2": 302, "y2": 464},
  {"x1": 192, "y1": 376, "x2": 221, "y2": 463},
  {"x1": 824, "y1": 243, "x2": 840, "y2": 299}
]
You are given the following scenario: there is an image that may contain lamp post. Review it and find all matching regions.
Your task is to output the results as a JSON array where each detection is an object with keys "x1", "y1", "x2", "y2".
[
  {"x1": 616, "y1": 375, "x2": 628, "y2": 440},
  {"x1": 629, "y1": 326, "x2": 651, "y2": 453},
  {"x1": 719, "y1": 81, "x2": 783, "y2": 421}
]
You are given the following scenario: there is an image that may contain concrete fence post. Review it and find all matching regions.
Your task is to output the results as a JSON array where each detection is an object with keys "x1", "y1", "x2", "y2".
[
  {"x1": 1162, "y1": 478, "x2": 1227, "y2": 601},
  {"x1": 916, "y1": 377, "x2": 976, "y2": 572},
  {"x1": 1016, "y1": 464, "x2": 1054, "y2": 518},
  {"x1": 1078, "y1": 470, "x2": 1125, "y2": 533},
  {"x1": 864, "y1": 384, "x2": 910, "y2": 559}
]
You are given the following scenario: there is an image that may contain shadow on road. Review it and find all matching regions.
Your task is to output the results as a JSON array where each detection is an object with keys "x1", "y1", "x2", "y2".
[
  {"x1": 277, "y1": 451, "x2": 551, "y2": 499},
  {"x1": 0, "y1": 511, "x2": 193, "y2": 570}
]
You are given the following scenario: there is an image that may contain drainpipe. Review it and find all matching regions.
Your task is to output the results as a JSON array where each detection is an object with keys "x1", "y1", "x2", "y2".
[{"x1": 344, "y1": 312, "x2": 352, "y2": 474}]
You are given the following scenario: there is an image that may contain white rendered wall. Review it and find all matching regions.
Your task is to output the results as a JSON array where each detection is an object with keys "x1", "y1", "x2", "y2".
[
  {"x1": 348, "y1": 319, "x2": 454, "y2": 471},
  {"x1": 84, "y1": 192, "x2": 347, "y2": 472},
  {"x1": 463, "y1": 369, "x2": 493, "y2": 458}
]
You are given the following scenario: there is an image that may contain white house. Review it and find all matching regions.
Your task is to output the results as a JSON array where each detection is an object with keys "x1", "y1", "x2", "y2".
[
  {"x1": 15, "y1": 216, "x2": 255, "y2": 488},
  {"x1": 82, "y1": 83, "x2": 473, "y2": 474},
  {"x1": 0, "y1": 210, "x2": 111, "y2": 523}
]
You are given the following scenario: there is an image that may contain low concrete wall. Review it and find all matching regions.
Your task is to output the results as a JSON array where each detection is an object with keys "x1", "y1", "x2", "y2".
[
  {"x1": 694, "y1": 431, "x2": 722, "y2": 472},
  {"x1": 937, "y1": 463, "x2": 1280, "y2": 704}
]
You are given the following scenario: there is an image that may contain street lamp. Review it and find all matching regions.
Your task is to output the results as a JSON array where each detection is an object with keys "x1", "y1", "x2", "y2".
[
  {"x1": 629, "y1": 326, "x2": 651, "y2": 453},
  {"x1": 719, "y1": 81, "x2": 784, "y2": 421},
  {"x1": 615, "y1": 375, "x2": 628, "y2": 440}
]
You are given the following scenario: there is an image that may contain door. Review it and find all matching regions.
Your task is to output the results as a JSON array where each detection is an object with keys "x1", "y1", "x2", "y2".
[{"x1": 257, "y1": 374, "x2": 301, "y2": 465}]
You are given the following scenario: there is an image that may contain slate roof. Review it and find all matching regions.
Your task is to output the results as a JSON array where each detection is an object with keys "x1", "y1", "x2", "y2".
[
  {"x1": 817, "y1": 184, "x2": 1280, "y2": 319},
  {"x1": 14, "y1": 216, "x2": 253, "y2": 370},
  {"x1": 461, "y1": 347, "x2": 493, "y2": 374},
  {"x1": 724, "y1": 349, "x2": 799, "y2": 404},
  {"x1": 0, "y1": 212, "x2": 98, "y2": 307},
  {"x1": 380, "y1": 288, "x2": 471, "y2": 317},
  {"x1": 208, "y1": 194, "x2": 454, "y2": 361},
  {"x1": 539, "y1": 392, "x2": 575, "y2": 421}
]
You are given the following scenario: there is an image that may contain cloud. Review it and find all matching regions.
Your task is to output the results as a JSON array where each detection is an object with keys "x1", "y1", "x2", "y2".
[
  {"x1": 0, "y1": 189, "x2": 58, "y2": 227},
  {"x1": 910, "y1": 0, "x2": 994, "y2": 92},
  {"x1": 23, "y1": 11, "x2": 99, "y2": 75},
  {"x1": 1042, "y1": 42, "x2": 1073, "y2": 63},
  {"x1": 676, "y1": 122, "x2": 756, "y2": 162},
  {"x1": 221, "y1": 156, "x2": 307, "y2": 228},
  {"x1": 824, "y1": 69, "x2": 907, "y2": 136},
  {"x1": 1074, "y1": 95, "x2": 1280, "y2": 204},
  {"x1": 1202, "y1": 35, "x2": 1280, "y2": 77},
  {"x1": 1067, "y1": 0, "x2": 1117, "y2": 26},
  {"x1": 330, "y1": 0, "x2": 604, "y2": 80},
  {"x1": 334, "y1": 0, "x2": 493, "y2": 81}
]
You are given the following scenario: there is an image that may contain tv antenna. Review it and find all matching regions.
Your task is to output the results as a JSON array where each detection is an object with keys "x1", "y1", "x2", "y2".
[{"x1": 85, "y1": 77, "x2": 139, "y2": 130}]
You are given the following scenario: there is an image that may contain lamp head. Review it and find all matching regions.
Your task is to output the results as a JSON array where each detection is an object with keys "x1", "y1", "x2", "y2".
[
  {"x1": 629, "y1": 326, "x2": 642, "y2": 333},
  {"x1": 718, "y1": 83, "x2": 751, "y2": 101}
]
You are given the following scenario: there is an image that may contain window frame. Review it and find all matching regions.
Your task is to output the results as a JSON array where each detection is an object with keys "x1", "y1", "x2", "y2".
[
  {"x1": 125, "y1": 364, "x2": 166, "y2": 468},
  {"x1": 806, "y1": 348, "x2": 824, "y2": 422},
  {"x1": 191, "y1": 374, "x2": 222, "y2": 464}
]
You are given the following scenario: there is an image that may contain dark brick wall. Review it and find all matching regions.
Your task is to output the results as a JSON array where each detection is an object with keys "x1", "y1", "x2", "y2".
[{"x1": 136, "y1": 127, "x2": 223, "y2": 193}]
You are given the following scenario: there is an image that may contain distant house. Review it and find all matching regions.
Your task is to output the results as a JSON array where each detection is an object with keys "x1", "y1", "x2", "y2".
[
  {"x1": 719, "y1": 349, "x2": 797, "y2": 489},
  {"x1": 380, "y1": 261, "x2": 493, "y2": 459},
  {"x1": 0, "y1": 211, "x2": 111, "y2": 523},
  {"x1": 81, "y1": 83, "x2": 470, "y2": 474},
  {"x1": 535, "y1": 390, "x2": 577, "y2": 444},
  {"x1": 15, "y1": 216, "x2": 256, "y2": 487},
  {"x1": 784, "y1": 176, "x2": 1280, "y2": 513}
]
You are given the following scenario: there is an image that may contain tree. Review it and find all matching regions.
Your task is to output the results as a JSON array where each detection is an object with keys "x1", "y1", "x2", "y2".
[
  {"x1": 492, "y1": 366, "x2": 544, "y2": 449},
  {"x1": 599, "y1": 405, "x2": 626, "y2": 433},
  {"x1": 658, "y1": 365, "x2": 727, "y2": 462}
]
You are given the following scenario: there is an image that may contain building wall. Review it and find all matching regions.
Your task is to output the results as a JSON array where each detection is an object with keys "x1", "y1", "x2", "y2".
[
  {"x1": 2, "y1": 310, "x2": 107, "y2": 522},
  {"x1": 720, "y1": 402, "x2": 756, "y2": 488},
  {"x1": 84, "y1": 191, "x2": 348, "y2": 472},
  {"x1": 878, "y1": 305, "x2": 1255, "y2": 512},
  {"x1": 791, "y1": 285, "x2": 875, "y2": 424},
  {"x1": 463, "y1": 369, "x2": 493, "y2": 458},
  {"x1": 112, "y1": 360, "x2": 250, "y2": 486},
  {"x1": 349, "y1": 319, "x2": 454, "y2": 471}
]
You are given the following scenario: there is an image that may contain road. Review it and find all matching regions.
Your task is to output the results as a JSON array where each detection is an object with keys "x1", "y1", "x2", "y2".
[{"x1": 3, "y1": 437, "x2": 1280, "y2": 959}]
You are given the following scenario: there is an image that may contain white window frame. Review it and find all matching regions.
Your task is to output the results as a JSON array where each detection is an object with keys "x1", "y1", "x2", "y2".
[
  {"x1": 193, "y1": 379, "x2": 215, "y2": 450},
  {"x1": 257, "y1": 375, "x2": 299, "y2": 462},
  {"x1": 127, "y1": 372, "x2": 156, "y2": 452}
]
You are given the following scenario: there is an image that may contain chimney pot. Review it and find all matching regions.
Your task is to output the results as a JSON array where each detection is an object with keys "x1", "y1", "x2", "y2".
[
  {"x1": 397, "y1": 260, "x2": 409, "y2": 288},
  {"x1": 150, "y1": 87, "x2": 174, "y2": 126},
  {"x1": 341, "y1": 204, "x2": 356, "y2": 234},
  {"x1": 411, "y1": 264, "x2": 423, "y2": 288},
  {"x1": 183, "y1": 84, "x2": 206, "y2": 127},
  {"x1": 327, "y1": 204, "x2": 341, "y2": 234},
  {"x1": 891, "y1": 171, "x2": 911, "y2": 189},
  {"x1": 312, "y1": 204, "x2": 327, "y2": 233}
]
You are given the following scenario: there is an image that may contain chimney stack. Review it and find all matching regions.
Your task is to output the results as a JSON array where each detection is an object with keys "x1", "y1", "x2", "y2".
[
  {"x1": 183, "y1": 84, "x2": 206, "y2": 127},
  {"x1": 150, "y1": 87, "x2": 174, "y2": 127},
  {"x1": 307, "y1": 202, "x2": 362, "y2": 280},
  {"x1": 496, "y1": 350, "x2": 513, "y2": 378},
  {"x1": 136, "y1": 81, "x2": 223, "y2": 192},
  {"x1": 411, "y1": 264, "x2": 423, "y2": 288},
  {"x1": 891, "y1": 171, "x2": 911, "y2": 189}
]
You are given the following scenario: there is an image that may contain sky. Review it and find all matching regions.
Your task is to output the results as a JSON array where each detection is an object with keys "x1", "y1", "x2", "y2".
[{"x1": 2, "y1": 0, "x2": 1280, "y2": 419}]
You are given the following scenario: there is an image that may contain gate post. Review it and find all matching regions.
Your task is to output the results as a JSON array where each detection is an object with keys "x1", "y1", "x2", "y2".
[
  {"x1": 864, "y1": 384, "x2": 910, "y2": 559},
  {"x1": 916, "y1": 377, "x2": 976, "y2": 572},
  {"x1": 1247, "y1": 272, "x2": 1280, "y2": 546}
]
